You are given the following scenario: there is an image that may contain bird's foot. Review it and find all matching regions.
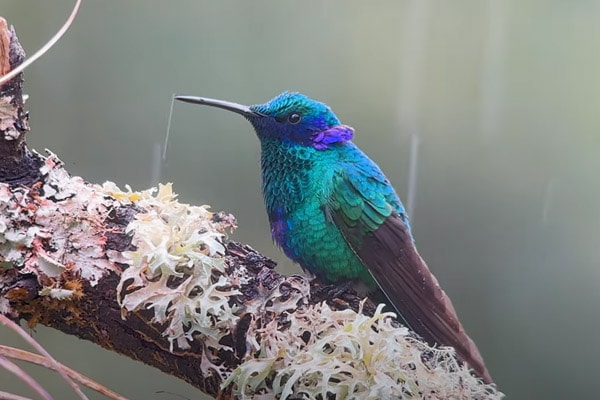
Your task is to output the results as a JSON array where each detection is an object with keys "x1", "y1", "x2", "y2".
[{"x1": 325, "y1": 280, "x2": 357, "y2": 300}]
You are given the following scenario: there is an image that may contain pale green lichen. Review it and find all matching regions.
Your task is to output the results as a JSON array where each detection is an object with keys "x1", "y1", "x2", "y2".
[
  {"x1": 111, "y1": 182, "x2": 239, "y2": 352},
  {"x1": 0, "y1": 153, "x2": 239, "y2": 354},
  {"x1": 225, "y1": 302, "x2": 502, "y2": 400}
]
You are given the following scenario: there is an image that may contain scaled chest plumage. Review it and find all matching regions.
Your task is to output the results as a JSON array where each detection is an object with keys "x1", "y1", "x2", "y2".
[{"x1": 259, "y1": 138, "x2": 377, "y2": 286}]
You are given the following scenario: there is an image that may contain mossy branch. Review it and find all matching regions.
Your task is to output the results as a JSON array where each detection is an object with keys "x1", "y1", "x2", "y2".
[{"x1": 0, "y1": 18, "x2": 502, "y2": 400}]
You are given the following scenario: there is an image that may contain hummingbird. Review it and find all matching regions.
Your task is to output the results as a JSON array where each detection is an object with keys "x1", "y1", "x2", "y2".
[{"x1": 176, "y1": 92, "x2": 493, "y2": 384}]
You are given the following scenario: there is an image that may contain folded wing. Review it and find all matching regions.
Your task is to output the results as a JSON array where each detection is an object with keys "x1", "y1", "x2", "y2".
[{"x1": 327, "y1": 163, "x2": 492, "y2": 384}]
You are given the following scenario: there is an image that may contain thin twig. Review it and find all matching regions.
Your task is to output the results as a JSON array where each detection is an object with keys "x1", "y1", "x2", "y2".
[
  {"x1": 0, "y1": 346, "x2": 129, "y2": 400},
  {"x1": 0, "y1": 0, "x2": 83, "y2": 86},
  {"x1": 0, "y1": 390, "x2": 36, "y2": 400},
  {"x1": 0, "y1": 355, "x2": 53, "y2": 400},
  {"x1": 0, "y1": 315, "x2": 89, "y2": 400}
]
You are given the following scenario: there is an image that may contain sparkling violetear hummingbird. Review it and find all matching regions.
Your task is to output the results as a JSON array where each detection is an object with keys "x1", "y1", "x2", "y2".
[{"x1": 176, "y1": 92, "x2": 493, "y2": 384}]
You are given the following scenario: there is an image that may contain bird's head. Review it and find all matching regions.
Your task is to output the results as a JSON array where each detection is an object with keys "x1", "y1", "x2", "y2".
[{"x1": 176, "y1": 92, "x2": 354, "y2": 150}]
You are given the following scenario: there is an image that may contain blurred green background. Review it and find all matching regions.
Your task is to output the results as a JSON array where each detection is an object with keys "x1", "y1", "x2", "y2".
[{"x1": 1, "y1": 1, "x2": 599, "y2": 399}]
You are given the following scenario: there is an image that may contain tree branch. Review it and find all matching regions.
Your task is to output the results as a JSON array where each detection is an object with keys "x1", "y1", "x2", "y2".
[{"x1": 0, "y1": 18, "x2": 501, "y2": 400}]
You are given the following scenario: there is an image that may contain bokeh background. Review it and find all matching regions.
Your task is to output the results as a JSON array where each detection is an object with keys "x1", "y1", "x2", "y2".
[{"x1": 2, "y1": 1, "x2": 599, "y2": 399}]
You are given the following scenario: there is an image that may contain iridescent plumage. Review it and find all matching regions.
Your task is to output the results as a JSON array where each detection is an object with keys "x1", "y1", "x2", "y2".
[{"x1": 177, "y1": 91, "x2": 493, "y2": 384}]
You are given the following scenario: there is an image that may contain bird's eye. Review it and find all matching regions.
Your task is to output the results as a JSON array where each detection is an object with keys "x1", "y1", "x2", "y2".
[{"x1": 288, "y1": 113, "x2": 301, "y2": 124}]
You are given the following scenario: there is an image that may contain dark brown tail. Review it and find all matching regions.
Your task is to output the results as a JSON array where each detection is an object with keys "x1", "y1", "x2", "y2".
[{"x1": 357, "y1": 214, "x2": 493, "y2": 384}]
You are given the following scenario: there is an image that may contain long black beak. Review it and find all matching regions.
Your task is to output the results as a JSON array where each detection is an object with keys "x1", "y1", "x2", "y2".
[{"x1": 175, "y1": 95, "x2": 263, "y2": 117}]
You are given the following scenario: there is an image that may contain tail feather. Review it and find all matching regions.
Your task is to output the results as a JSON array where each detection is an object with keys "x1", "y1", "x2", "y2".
[{"x1": 355, "y1": 213, "x2": 493, "y2": 384}]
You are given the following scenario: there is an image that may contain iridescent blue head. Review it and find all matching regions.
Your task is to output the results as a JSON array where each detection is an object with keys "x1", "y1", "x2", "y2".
[{"x1": 176, "y1": 92, "x2": 354, "y2": 150}]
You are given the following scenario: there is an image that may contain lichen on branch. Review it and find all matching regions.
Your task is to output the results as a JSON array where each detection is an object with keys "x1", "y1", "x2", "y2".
[
  {"x1": 0, "y1": 153, "x2": 502, "y2": 399},
  {"x1": 112, "y1": 182, "x2": 239, "y2": 352},
  {"x1": 0, "y1": 153, "x2": 121, "y2": 299}
]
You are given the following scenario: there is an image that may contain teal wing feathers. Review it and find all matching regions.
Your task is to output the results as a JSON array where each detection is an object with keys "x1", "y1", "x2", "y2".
[{"x1": 327, "y1": 157, "x2": 492, "y2": 384}]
